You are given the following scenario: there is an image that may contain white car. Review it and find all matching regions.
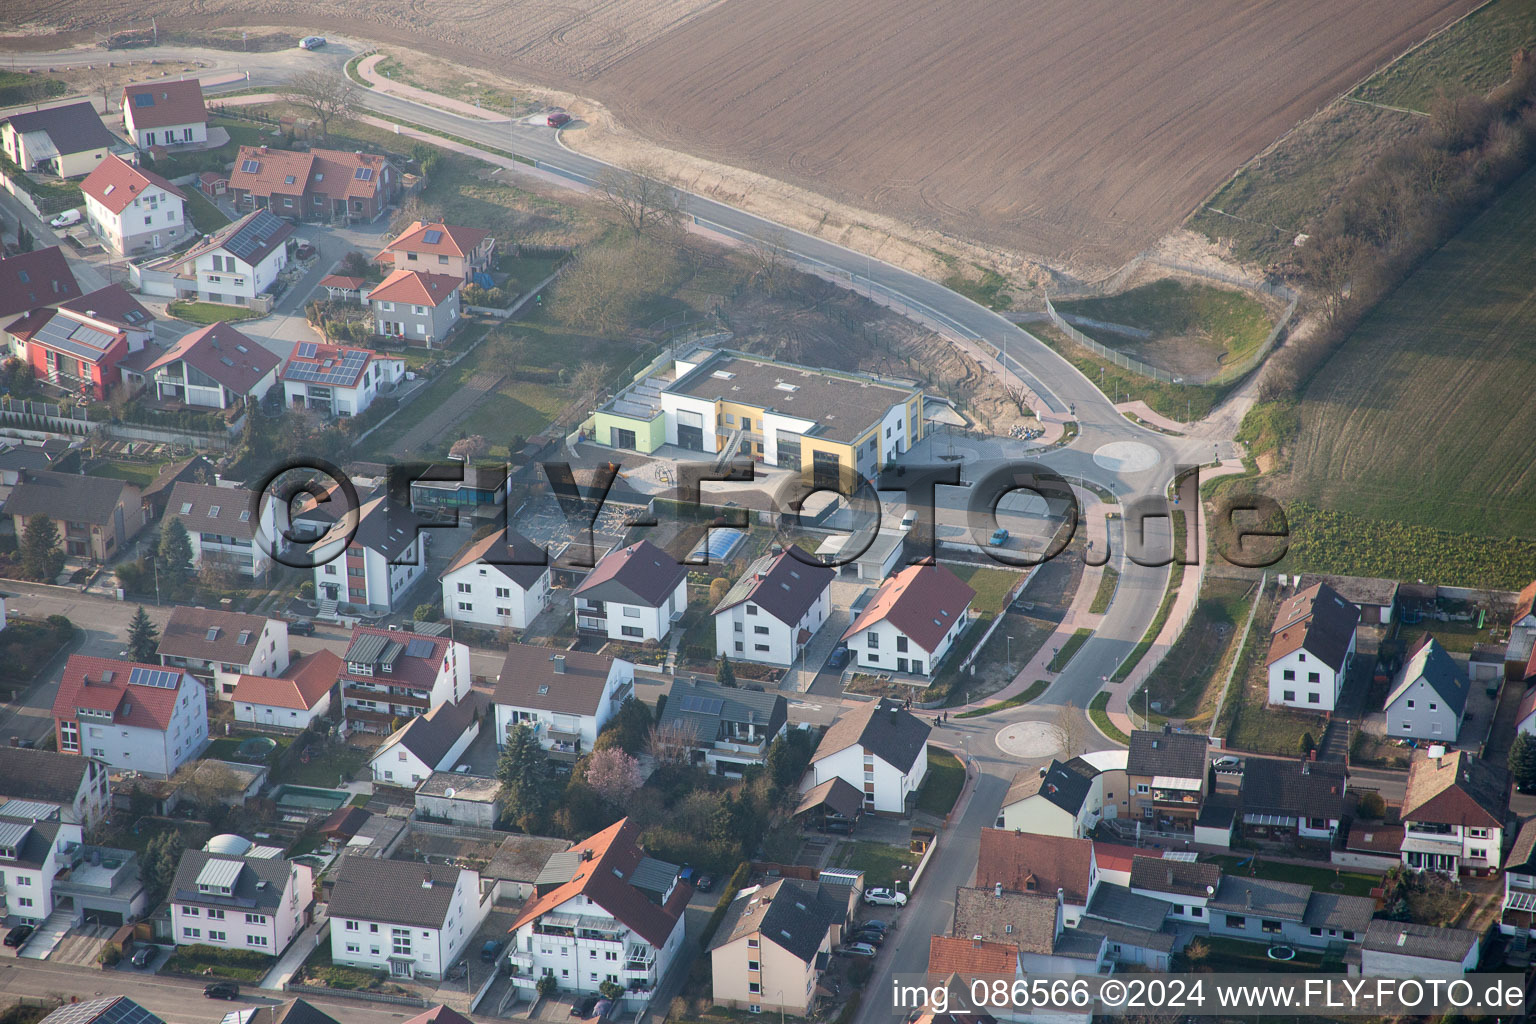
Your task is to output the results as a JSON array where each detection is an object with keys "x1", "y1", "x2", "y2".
[
  {"x1": 1212, "y1": 756, "x2": 1244, "y2": 774},
  {"x1": 299, "y1": 36, "x2": 327, "y2": 50},
  {"x1": 49, "y1": 209, "x2": 81, "y2": 229},
  {"x1": 863, "y1": 887, "x2": 907, "y2": 907}
]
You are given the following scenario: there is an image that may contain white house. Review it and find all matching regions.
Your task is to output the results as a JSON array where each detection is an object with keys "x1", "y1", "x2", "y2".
[
  {"x1": 51, "y1": 656, "x2": 209, "y2": 778},
  {"x1": 121, "y1": 321, "x2": 280, "y2": 410},
  {"x1": 231, "y1": 651, "x2": 342, "y2": 729},
  {"x1": 336, "y1": 626, "x2": 471, "y2": 735},
  {"x1": 1265, "y1": 581, "x2": 1360, "y2": 712},
  {"x1": 1357, "y1": 919, "x2": 1480, "y2": 977},
  {"x1": 156, "y1": 606, "x2": 291, "y2": 698},
  {"x1": 573, "y1": 540, "x2": 688, "y2": 644},
  {"x1": 996, "y1": 757, "x2": 1104, "y2": 838},
  {"x1": 0, "y1": 747, "x2": 112, "y2": 830},
  {"x1": 492, "y1": 646, "x2": 634, "y2": 762},
  {"x1": 281, "y1": 341, "x2": 405, "y2": 419},
  {"x1": 1498, "y1": 819, "x2": 1536, "y2": 940},
  {"x1": 170, "y1": 208, "x2": 292, "y2": 306},
  {"x1": 164, "y1": 480, "x2": 284, "y2": 580},
  {"x1": 505, "y1": 818, "x2": 690, "y2": 1011},
  {"x1": 1127, "y1": 855, "x2": 1221, "y2": 926},
  {"x1": 440, "y1": 528, "x2": 551, "y2": 630},
  {"x1": 0, "y1": 804, "x2": 83, "y2": 927},
  {"x1": 1400, "y1": 749, "x2": 1506, "y2": 875},
  {"x1": 169, "y1": 849, "x2": 312, "y2": 957},
  {"x1": 369, "y1": 695, "x2": 484, "y2": 787},
  {"x1": 310, "y1": 494, "x2": 427, "y2": 614},
  {"x1": 841, "y1": 562, "x2": 975, "y2": 677},
  {"x1": 328, "y1": 857, "x2": 492, "y2": 981},
  {"x1": 809, "y1": 697, "x2": 930, "y2": 814},
  {"x1": 78, "y1": 154, "x2": 189, "y2": 256},
  {"x1": 951, "y1": 886, "x2": 1108, "y2": 975},
  {"x1": 122, "y1": 80, "x2": 207, "y2": 150},
  {"x1": 713, "y1": 549, "x2": 834, "y2": 666},
  {"x1": 1384, "y1": 635, "x2": 1469, "y2": 742}
]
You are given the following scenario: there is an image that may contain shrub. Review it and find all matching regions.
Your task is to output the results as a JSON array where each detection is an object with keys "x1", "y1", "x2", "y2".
[
  {"x1": 537, "y1": 974, "x2": 559, "y2": 998},
  {"x1": 97, "y1": 942, "x2": 122, "y2": 967},
  {"x1": 413, "y1": 600, "x2": 441, "y2": 623},
  {"x1": 299, "y1": 581, "x2": 315, "y2": 599},
  {"x1": 1357, "y1": 791, "x2": 1387, "y2": 820}
]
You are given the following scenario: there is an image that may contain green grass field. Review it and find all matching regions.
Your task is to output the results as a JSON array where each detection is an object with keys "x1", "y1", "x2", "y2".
[
  {"x1": 1053, "y1": 280, "x2": 1273, "y2": 379},
  {"x1": 86, "y1": 460, "x2": 167, "y2": 487},
  {"x1": 1285, "y1": 166, "x2": 1536, "y2": 578},
  {"x1": 0, "y1": 71, "x2": 66, "y2": 106},
  {"x1": 946, "y1": 564, "x2": 1022, "y2": 616},
  {"x1": 914, "y1": 748, "x2": 965, "y2": 816},
  {"x1": 1353, "y1": 0, "x2": 1536, "y2": 112},
  {"x1": 1137, "y1": 577, "x2": 1254, "y2": 726},
  {"x1": 1026, "y1": 320, "x2": 1227, "y2": 421},
  {"x1": 182, "y1": 188, "x2": 229, "y2": 234},
  {"x1": 167, "y1": 300, "x2": 263, "y2": 324}
]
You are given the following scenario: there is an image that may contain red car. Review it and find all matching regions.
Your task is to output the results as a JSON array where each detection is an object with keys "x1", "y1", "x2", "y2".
[{"x1": 547, "y1": 111, "x2": 572, "y2": 128}]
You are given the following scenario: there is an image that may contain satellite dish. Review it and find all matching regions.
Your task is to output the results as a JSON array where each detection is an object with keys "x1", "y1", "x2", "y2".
[
  {"x1": 1206, "y1": 885, "x2": 1215, "y2": 896},
  {"x1": 445, "y1": 787, "x2": 456, "y2": 798}
]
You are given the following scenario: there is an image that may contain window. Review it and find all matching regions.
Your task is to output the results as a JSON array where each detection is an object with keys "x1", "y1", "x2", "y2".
[
  {"x1": 1136, "y1": 784, "x2": 1149, "y2": 794},
  {"x1": 754, "y1": 643, "x2": 770, "y2": 652},
  {"x1": 392, "y1": 928, "x2": 412, "y2": 955},
  {"x1": 746, "y1": 605, "x2": 757, "y2": 616},
  {"x1": 1261, "y1": 920, "x2": 1282, "y2": 934},
  {"x1": 1469, "y1": 827, "x2": 1490, "y2": 838},
  {"x1": 1283, "y1": 690, "x2": 1296, "y2": 702},
  {"x1": 458, "y1": 602, "x2": 473, "y2": 612},
  {"x1": 184, "y1": 907, "x2": 200, "y2": 917},
  {"x1": 748, "y1": 960, "x2": 760, "y2": 971},
  {"x1": 345, "y1": 921, "x2": 359, "y2": 931},
  {"x1": 1307, "y1": 693, "x2": 1320, "y2": 704},
  {"x1": 749, "y1": 983, "x2": 761, "y2": 995},
  {"x1": 496, "y1": 587, "x2": 510, "y2": 598},
  {"x1": 370, "y1": 924, "x2": 379, "y2": 933},
  {"x1": 1282, "y1": 669, "x2": 1295, "y2": 680},
  {"x1": 1225, "y1": 915, "x2": 1245, "y2": 930},
  {"x1": 746, "y1": 938, "x2": 759, "y2": 948},
  {"x1": 622, "y1": 625, "x2": 644, "y2": 638},
  {"x1": 1190, "y1": 906, "x2": 1203, "y2": 918},
  {"x1": 1406, "y1": 700, "x2": 1415, "y2": 709},
  {"x1": 896, "y1": 636, "x2": 908, "y2": 652},
  {"x1": 1429, "y1": 702, "x2": 1438, "y2": 711},
  {"x1": 209, "y1": 930, "x2": 227, "y2": 942},
  {"x1": 248, "y1": 935, "x2": 268, "y2": 947},
  {"x1": 1307, "y1": 671, "x2": 1320, "y2": 683},
  {"x1": 623, "y1": 607, "x2": 641, "y2": 618},
  {"x1": 458, "y1": 582, "x2": 472, "y2": 593},
  {"x1": 346, "y1": 943, "x2": 361, "y2": 954},
  {"x1": 754, "y1": 625, "x2": 770, "y2": 635},
  {"x1": 867, "y1": 633, "x2": 879, "y2": 649},
  {"x1": 184, "y1": 928, "x2": 201, "y2": 938},
  {"x1": 207, "y1": 909, "x2": 225, "y2": 920},
  {"x1": 246, "y1": 913, "x2": 265, "y2": 924}
]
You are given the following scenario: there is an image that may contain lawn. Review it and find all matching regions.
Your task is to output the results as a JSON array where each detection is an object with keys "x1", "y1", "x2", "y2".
[
  {"x1": 1136, "y1": 577, "x2": 1254, "y2": 727},
  {"x1": 0, "y1": 70, "x2": 66, "y2": 106},
  {"x1": 422, "y1": 152, "x2": 598, "y2": 249},
  {"x1": 86, "y1": 460, "x2": 167, "y2": 487},
  {"x1": 1053, "y1": 279, "x2": 1274, "y2": 381},
  {"x1": 162, "y1": 943, "x2": 271, "y2": 982},
  {"x1": 914, "y1": 747, "x2": 965, "y2": 816},
  {"x1": 946, "y1": 564, "x2": 1023, "y2": 616},
  {"x1": 1088, "y1": 565, "x2": 1119, "y2": 614},
  {"x1": 957, "y1": 679, "x2": 1048, "y2": 718},
  {"x1": 499, "y1": 254, "x2": 566, "y2": 298},
  {"x1": 1218, "y1": 590, "x2": 1326, "y2": 757},
  {"x1": 1197, "y1": 936, "x2": 1325, "y2": 974},
  {"x1": 1282, "y1": 166, "x2": 1536, "y2": 584},
  {"x1": 1089, "y1": 693, "x2": 1127, "y2": 744},
  {"x1": 1210, "y1": 856, "x2": 1380, "y2": 899},
  {"x1": 372, "y1": 53, "x2": 539, "y2": 118},
  {"x1": 1025, "y1": 319, "x2": 1228, "y2": 421},
  {"x1": 295, "y1": 944, "x2": 388, "y2": 990},
  {"x1": 1353, "y1": 0, "x2": 1536, "y2": 112},
  {"x1": 183, "y1": 188, "x2": 229, "y2": 234},
  {"x1": 837, "y1": 840, "x2": 919, "y2": 890},
  {"x1": 273, "y1": 740, "x2": 370, "y2": 788},
  {"x1": 1046, "y1": 627, "x2": 1091, "y2": 672},
  {"x1": 167, "y1": 300, "x2": 263, "y2": 324}
]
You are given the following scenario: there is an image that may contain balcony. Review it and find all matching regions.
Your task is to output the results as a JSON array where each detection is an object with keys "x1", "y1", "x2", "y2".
[
  {"x1": 710, "y1": 735, "x2": 769, "y2": 757},
  {"x1": 576, "y1": 616, "x2": 607, "y2": 631},
  {"x1": 343, "y1": 686, "x2": 429, "y2": 710}
]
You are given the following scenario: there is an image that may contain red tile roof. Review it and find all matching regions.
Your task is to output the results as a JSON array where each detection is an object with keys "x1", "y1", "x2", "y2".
[
  {"x1": 228, "y1": 145, "x2": 393, "y2": 203},
  {"x1": 340, "y1": 625, "x2": 452, "y2": 693},
  {"x1": 1516, "y1": 579, "x2": 1536, "y2": 626},
  {"x1": 318, "y1": 274, "x2": 366, "y2": 290},
  {"x1": 122, "y1": 80, "x2": 207, "y2": 130},
  {"x1": 368, "y1": 269, "x2": 461, "y2": 307},
  {"x1": 227, "y1": 146, "x2": 314, "y2": 196},
  {"x1": 53, "y1": 655, "x2": 192, "y2": 732},
  {"x1": 975, "y1": 828, "x2": 1094, "y2": 904},
  {"x1": 383, "y1": 221, "x2": 490, "y2": 258},
  {"x1": 1090, "y1": 842, "x2": 1141, "y2": 876},
  {"x1": 928, "y1": 935, "x2": 1017, "y2": 977},
  {"x1": 231, "y1": 651, "x2": 342, "y2": 711},
  {"x1": 1402, "y1": 750, "x2": 1505, "y2": 830},
  {"x1": 0, "y1": 247, "x2": 82, "y2": 319},
  {"x1": 140, "y1": 322, "x2": 279, "y2": 396},
  {"x1": 79, "y1": 154, "x2": 186, "y2": 215},
  {"x1": 842, "y1": 562, "x2": 975, "y2": 653},
  {"x1": 7, "y1": 307, "x2": 127, "y2": 363},
  {"x1": 508, "y1": 818, "x2": 689, "y2": 948}
]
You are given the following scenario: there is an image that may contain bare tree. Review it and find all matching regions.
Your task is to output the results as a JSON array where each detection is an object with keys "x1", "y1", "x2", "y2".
[
  {"x1": 743, "y1": 230, "x2": 792, "y2": 296},
  {"x1": 172, "y1": 760, "x2": 246, "y2": 807},
  {"x1": 282, "y1": 70, "x2": 358, "y2": 139},
  {"x1": 570, "y1": 361, "x2": 608, "y2": 399},
  {"x1": 1056, "y1": 701, "x2": 1083, "y2": 760},
  {"x1": 390, "y1": 196, "x2": 442, "y2": 236},
  {"x1": 1003, "y1": 384, "x2": 1033, "y2": 417},
  {"x1": 592, "y1": 163, "x2": 683, "y2": 237},
  {"x1": 449, "y1": 434, "x2": 489, "y2": 461},
  {"x1": 646, "y1": 720, "x2": 699, "y2": 766}
]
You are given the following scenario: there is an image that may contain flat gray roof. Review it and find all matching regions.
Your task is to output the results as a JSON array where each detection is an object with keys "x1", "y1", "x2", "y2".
[{"x1": 667, "y1": 351, "x2": 918, "y2": 444}]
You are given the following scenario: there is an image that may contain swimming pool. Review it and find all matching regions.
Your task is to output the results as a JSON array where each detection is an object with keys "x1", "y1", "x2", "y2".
[
  {"x1": 689, "y1": 528, "x2": 745, "y2": 564},
  {"x1": 270, "y1": 785, "x2": 350, "y2": 813}
]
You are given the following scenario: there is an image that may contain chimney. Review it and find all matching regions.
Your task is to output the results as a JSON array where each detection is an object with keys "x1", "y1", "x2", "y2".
[
  {"x1": 972, "y1": 936, "x2": 982, "y2": 948},
  {"x1": 1056, "y1": 887, "x2": 1064, "y2": 905},
  {"x1": 1302, "y1": 761, "x2": 1310, "y2": 775},
  {"x1": 1245, "y1": 888, "x2": 1253, "y2": 909},
  {"x1": 1396, "y1": 931, "x2": 1408, "y2": 947},
  {"x1": 552, "y1": 655, "x2": 566, "y2": 674},
  {"x1": 422, "y1": 872, "x2": 432, "y2": 889},
  {"x1": 1163, "y1": 722, "x2": 1172, "y2": 735},
  {"x1": 994, "y1": 882, "x2": 1002, "y2": 898},
  {"x1": 1167, "y1": 867, "x2": 1174, "y2": 886}
]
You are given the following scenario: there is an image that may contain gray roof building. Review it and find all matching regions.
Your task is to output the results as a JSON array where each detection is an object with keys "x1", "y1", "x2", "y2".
[
  {"x1": 2, "y1": 102, "x2": 117, "y2": 157},
  {"x1": 573, "y1": 539, "x2": 686, "y2": 608},
  {"x1": 1084, "y1": 883, "x2": 1169, "y2": 931},
  {"x1": 1208, "y1": 876, "x2": 1311, "y2": 921},
  {"x1": 658, "y1": 677, "x2": 788, "y2": 747},
  {"x1": 1128, "y1": 857, "x2": 1221, "y2": 899},
  {"x1": 6, "y1": 469, "x2": 136, "y2": 526},
  {"x1": 484, "y1": 834, "x2": 572, "y2": 887},
  {"x1": 1361, "y1": 919, "x2": 1480, "y2": 962},
  {"x1": 170, "y1": 849, "x2": 298, "y2": 911},
  {"x1": 813, "y1": 696, "x2": 930, "y2": 774},
  {"x1": 709, "y1": 878, "x2": 844, "y2": 963},
  {"x1": 1126, "y1": 728, "x2": 1208, "y2": 779},
  {"x1": 1386, "y1": 635, "x2": 1469, "y2": 718},
  {"x1": 157, "y1": 606, "x2": 274, "y2": 666},
  {"x1": 0, "y1": 747, "x2": 102, "y2": 806},
  {"x1": 327, "y1": 857, "x2": 471, "y2": 929},
  {"x1": 714, "y1": 548, "x2": 833, "y2": 625},
  {"x1": 1240, "y1": 759, "x2": 1347, "y2": 823}
]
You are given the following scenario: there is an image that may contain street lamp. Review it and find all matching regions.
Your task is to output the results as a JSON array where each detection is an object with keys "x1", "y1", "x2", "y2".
[
  {"x1": 1006, "y1": 635, "x2": 1014, "y2": 672},
  {"x1": 772, "y1": 988, "x2": 785, "y2": 1024}
]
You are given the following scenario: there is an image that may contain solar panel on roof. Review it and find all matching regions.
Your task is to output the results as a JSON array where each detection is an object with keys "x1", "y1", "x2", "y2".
[
  {"x1": 134, "y1": 93, "x2": 154, "y2": 107},
  {"x1": 241, "y1": 159, "x2": 260, "y2": 174},
  {"x1": 128, "y1": 667, "x2": 180, "y2": 689},
  {"x1": 404, "y1": 637, "x2": 435, "y2": 659},
  {"x1": 41, "y1": 996, "x2": 162, "y2": 1024},
  {"x1": 422, "y1": 229, "x2": 442, "y2": 244},
  {"x1": 355, "y1": 167, "x2": 374, "y2": 181},
  {"x1": 296, "y1": 342, "x2": 318, "y2": 358},
  {"x1": 678, "y1": 694, "x2": 725, "y2": 716}
]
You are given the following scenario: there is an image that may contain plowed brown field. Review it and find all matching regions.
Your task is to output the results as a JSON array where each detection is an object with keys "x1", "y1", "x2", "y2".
[{"x1": 9, "y1": 0, "x2": 1476, "y2": 270}]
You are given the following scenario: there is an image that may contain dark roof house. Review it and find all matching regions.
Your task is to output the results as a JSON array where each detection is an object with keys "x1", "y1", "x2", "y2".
[
  {"x1": 1266, "y1": 581, "x2": 1361, "y2": 672},
  {"x1": 714, "y1": 548, "x2": 834, "y2": 625},
  {"x1": 0, "y1": 246, "x2": 82, "y2": 319},
  {"x1": 812, "y1": 696, "x2": 930, "y2": 774},
  {"x1": 574, "y1": 539, "x2": 687, "y2": 608},
  {"x1": 1126, "y1": 728, "x2": 1208, "y2": 780}
]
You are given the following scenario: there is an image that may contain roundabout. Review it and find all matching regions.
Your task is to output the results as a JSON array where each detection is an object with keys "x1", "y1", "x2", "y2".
[
  {"x1": 994, "y1": 720, "x2": 1065, "y2": 759},
  {"x1": 1092, "y1": 440, "x2": 1161, "y2": 473}
]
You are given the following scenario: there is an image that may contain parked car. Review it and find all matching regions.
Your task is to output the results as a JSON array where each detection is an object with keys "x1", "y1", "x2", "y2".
[
  {"x1": 989, "y1": 527, "x2": 1010, "y2": 546},
  {"x1": 859, "y1": 919, "x2": 888, "y2": 933},
  {"x1": 3, "y1": 924, "x2": 34, "y2": 948},
  {"x1": 837, "y1": 942, "x2": 878, "y2": 958},
  {"x1": 203, "y1": 983, "x2": 239, "y2": 1000},
  {"x1": 289, "y1": 619, "x2": 316, "y2": 636},
  {"x1": 547, "y1": 111, "x2": 572, "y2": 128},
  {"x1": 49, "y1": 208, "x2": 81, "y2": 229},
  {"x1": 480, "y1": 939, "x2": 504, "y2": 962},
  {"x1": 849, "y1": 929, "x2": 885, "y2": 947},
  {"x1": 570, "y1": 995, "x2": 599, "y2": 1018},
  {"x1": 131, "y1": 946, "x2": 154, "y2": 968},
  {"x1": 299, "y1": 36, "x2": 327, "y2": 49},
  {"x1": 694, "y1": 873, "x2": 714, "y2": 892},
  {"x1": 821, "y1": 818, "x2": 854, "y2": 835},
  {"x1": 295, "y1": 242, "x2": 317, "y2": 261},
  {"x1": 1212, "y1": 756, "x2": 1243, "y2": 775},
  {"x1": 864, "y1": 887, "x2": 907, "y2": 907},
  {"x1": 827, "y1": 646, "x2": 850, "y2": 670}
]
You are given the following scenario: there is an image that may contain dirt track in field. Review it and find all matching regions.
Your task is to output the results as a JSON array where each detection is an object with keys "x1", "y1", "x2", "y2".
[{"x1": 6, "y1": 0, "x2": 1476, "y2": 273}]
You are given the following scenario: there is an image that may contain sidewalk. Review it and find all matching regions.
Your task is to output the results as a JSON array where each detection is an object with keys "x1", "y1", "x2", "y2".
[
  {"x1": 1102, "y1": 457, "x2": 1248, "y2": 735},
  {"x1": 259, "y1": 913, "x2": 326, "y2": 990},
  {"x1": 1115, "y1": 400, "x2": 1186, "y2": 434},
  {"x1": 945, "y1": 497, "x2": 1113, "y2": 712},
  {"x1": 356, "y1": 53, "x2": 511, "y2": 123}
]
